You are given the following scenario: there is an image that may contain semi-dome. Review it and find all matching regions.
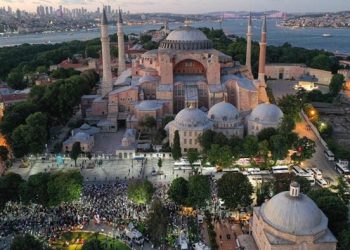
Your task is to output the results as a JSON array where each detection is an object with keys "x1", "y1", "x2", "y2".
[
  {"x1": 173, "y1": 107, "x2": 212, "y2": 130},
  {"x1": 208, "y1": 101, "x2": 239, "y2": 122},
  {"x1": 159, "y1": 26, "x2": 213, "y2": 50},
  {"x1": 249, "y1": 103, "x2": 283, "y2": 125},
  {"x1": 135, "y1": 100, "x2": 163, "y2": 111}
]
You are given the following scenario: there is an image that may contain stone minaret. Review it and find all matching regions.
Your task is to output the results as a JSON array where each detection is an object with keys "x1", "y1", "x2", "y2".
[
  {"x1": 100, "y1": 8, "x2": 113, "y2": 97},
  {"x1": 257, "y1": 15, "x2": 269, "y2": 103},
  {"x1": 258, "y1": 15, "x2": 267, "y2": 83},
  {"x1": 117, "y1": 8, "x2": 126, "y2": 75},
  {"x1": 246, "y1": 13, "x2": 252, "y2": 75}
]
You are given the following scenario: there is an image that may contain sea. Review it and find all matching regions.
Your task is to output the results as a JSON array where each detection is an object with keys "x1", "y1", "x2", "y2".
[{"x1": 1, "y1": 19, "x2": 350, "y2": 54}]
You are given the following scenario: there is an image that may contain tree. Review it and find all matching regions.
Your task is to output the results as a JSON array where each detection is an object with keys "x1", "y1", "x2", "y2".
[
  {"x1": 277, "y1": 95, "x2": 301, "y2": 122},
  {"x1": 332, "y1": 177, "x2": 350, "y2": 204},
  {"x1": 7, "y1": 69, "x2": 25, "y2": 90},
  {"x1": 217, "y1": 172, "x2": 253, "y2": 209},
  {"x1": 338, "y1": 229, "x2": 350, "y2": 250},
  {"x1": 20, "y1": 172, "x2": 50, "y2": 206},
  {"x1": 127, "y1": 180, "x2": 154, "y2": 205},
  {"x1": 187, "y1": 148, "x2": 199, "y2": 173},
  {"x1": 273, "y1": 173, "x2": 293, "y2": 194},
  {"x1": 70, "y1": 142, "x2": 81, "y2": 166},
  {"x1": 291, "y1": 136, "x2": 316, "y2": 164},
  {"x1": 308, "y1": 189, "x2": 348, "y2": 234},
  {"x1": 23, "y1": 112, "x2": 48, "y2": 154},
  {"x1": 198, "y1": 130, "x2": 216, "y2": 152},
  {"x1": 171, "y1": 130, "x2": 182, "y2": 160},
  {"x1": 187, "y1": 175, "x2": 211, "y2": 208},
  {"x1": 168, "y1": 177, "x2": 189, "y2": 205},
  {"x1": 0, "y1": 145, "x2": 9, "y2": 162},
  {"x1": 269, "y1": 134, "x2": 289, "y2": 164},
  {"x1": 47, "y1": 170, "x2": 83, "y2": 206},
  {"x1": 0, "y1": 172, "x2": 24, "y2": 208},
  {"x1": 294, "y1": 176, "x2": 311, "y2": 194},
  {"x1": 243, "y1": 135, "x2": 259, "y2": 160},
  {"x1": 258, "y1": 140, "x2": 270, "y2": 165},
  {"x1": 10, "y1": 234, "x2": 43, "y2": 250},
  {"x1": 143, "y1": 116, "x2": 156, "y2": 129},
  {"x1": 257, "y1": 128, "x2": 277, "y2": 142},
  {"x1": 157, "y1": 158, "x2": 162, "y2": 171},
  {"x1": 82, "y1": 237, "x2": 105, "y2": 250},
  {"x1": 329, "y1": 73, "x2": 345, "y2": 96},
  {"x1": 207, "y1": 145, "x2": 232, "y2": 169},
  {"x1": 278, "y1": 115, "x2": 296, "y2": 134},
  {"x1": 146, "y1": 199, "x2": 170, "y2": 247}
]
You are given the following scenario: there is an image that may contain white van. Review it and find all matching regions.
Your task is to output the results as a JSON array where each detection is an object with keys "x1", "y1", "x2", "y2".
[
  {"x1": 311, "y1": 168, "x2": 323, "y2": 179},
  {"x1": 316, "y1": 178, "x2": 329, "y2": 188}
]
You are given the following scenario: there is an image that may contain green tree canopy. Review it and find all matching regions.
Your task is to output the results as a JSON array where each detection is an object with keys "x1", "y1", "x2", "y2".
[
  {"x1": 207, "y1": 144, "x2": 232, "y2": 168},
  {"x1": 10, "y1": 234, "x2": 44, "y2": 250},
  {"x1": 171, "y1": 130, "x2": 182, "y2": 160},
  {"x1": 187, "y1": 148, "x2": 199, "y2": 172},
  {"x1": 243, "y1": 135, "x2": 259, "y2": 159},
  {"x1": 329, "y1": 73, "x2": 345, "y2": 96},
  {"x1": 257, "y1": 127, "x2": 277, "y2": 142},
  {"x1": 146, "y1": 199, "x2": 170, "y2": 247},
  {"x1": 217, "y1": 172, "x2": 253, "y2": 209},
  {"x1": 308, "y1": 188, "x2": 348, "y2": 235},
  {"x1": 82, "y1": 237, "x2": 105, "y2": 250},
  {"x1": 277, "y1": 95, "x2": 301, "y2": 122},
  {"x1": 269, "y1": 134, "x2": 289, "y2": 164},
  {"x1": 70, "y1": 141, "x2": 81, "y2": 166},
  {"x1": 291, "y1": 136, "x2": 316, "y2": 163},
  {"x1": 187, "y1": 175, "x2": 211, "y2": 208},
  {"x1": 7, "y1": 69, "x2": 26, "y2": 90},
  {"x1": 47, "y1": 170, "x2": 83, "y2": 206},
  {"x1": 0, "y1": 172, "x2": 24, "y2": 208},
  {"x1": 168, "y1": 177, "x2": 189, "y2": 205},
  {"x1": 127, "y1": 180, "x2": 154, "y2": 205},
  {"x1": 20, "y1": 172, "x2": 50, "y2": 206}
]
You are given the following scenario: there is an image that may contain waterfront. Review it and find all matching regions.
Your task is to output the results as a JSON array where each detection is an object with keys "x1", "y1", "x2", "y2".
[{"x1": 1, "y1": 19, "x2": 350, "y2": 54}]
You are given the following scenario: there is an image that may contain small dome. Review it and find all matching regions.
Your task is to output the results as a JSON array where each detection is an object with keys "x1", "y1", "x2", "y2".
[
  {"x1": 74, "y1": 132, "x2": 90, "y2": 141},
  {"x1": 260, "y1": 191, "x2": 328, "y2": 235},
  {"x1": 166, "y1": 26, "x2": 209, "y2": 41},
  {"x1": 249, "y1": 103, "x2": 283, "y2": 125},
  {"x1": 208, "y1": 101, "x2": 239, "y2": 122},
  {"x1": 135, "y1": 100, "x2": 163, "y2": 111},
  {"x1": 174, "y1": 107, "x2": 212, "y2": 130}
]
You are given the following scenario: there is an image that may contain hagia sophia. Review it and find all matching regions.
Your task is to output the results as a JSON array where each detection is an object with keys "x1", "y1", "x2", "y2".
[{"x1": 79, "y1": 9, "x2": 285, "y2": 154}]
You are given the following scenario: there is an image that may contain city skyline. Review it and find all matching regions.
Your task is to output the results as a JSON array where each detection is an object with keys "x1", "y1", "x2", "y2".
[{"x1": 2, "y1": 0, "x2": 350, "y2": 14}]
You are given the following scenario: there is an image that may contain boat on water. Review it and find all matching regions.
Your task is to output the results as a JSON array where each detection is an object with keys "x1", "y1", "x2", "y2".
[{"x1": 322, "y1": 33, "x2": 332, "y2": 37}]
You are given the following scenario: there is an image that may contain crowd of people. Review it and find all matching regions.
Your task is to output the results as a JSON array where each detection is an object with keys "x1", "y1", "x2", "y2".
[{"x1": 0, "y1": 181, "x2": 152, "y2": 247}]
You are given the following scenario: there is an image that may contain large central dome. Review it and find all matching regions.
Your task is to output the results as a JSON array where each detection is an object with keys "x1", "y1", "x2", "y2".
[{"x1": 159, "y1": 26, "x2": 213, "y2": 50}]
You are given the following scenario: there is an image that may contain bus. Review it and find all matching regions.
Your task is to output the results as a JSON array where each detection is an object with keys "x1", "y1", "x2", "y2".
[
  {"x1": 335, "y1": 160, "x2": 350, "y2": 176},
  {"x1": 291, "y1": 165, "x2": 306, "y2": 175},
  {"x1": 324, "y1": 149, "x2": 335, "y2": 161},
  {"x1": 272, "y1": 166, "x2": 289, "y2": 174}
]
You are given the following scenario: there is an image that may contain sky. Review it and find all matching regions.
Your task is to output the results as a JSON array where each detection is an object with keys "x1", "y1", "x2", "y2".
[{"x1": 1, "y1": 0, "x2": 350, "y2": 14}]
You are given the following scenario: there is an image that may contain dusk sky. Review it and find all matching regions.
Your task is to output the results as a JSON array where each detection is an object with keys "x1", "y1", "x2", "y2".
[{"x1": 1, "y1": 0, "x2": 350, "y2": 13}]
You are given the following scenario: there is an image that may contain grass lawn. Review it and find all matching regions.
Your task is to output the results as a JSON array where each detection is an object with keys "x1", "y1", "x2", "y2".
[{"x1": 50, "y1": 231, "x2": 130, "y2": 250}]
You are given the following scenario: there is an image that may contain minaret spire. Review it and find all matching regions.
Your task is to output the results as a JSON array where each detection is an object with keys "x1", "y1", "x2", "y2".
[
  {"x1": 100, "y1": 7, "x2": 113, "y2": 96},
  {"x1": 117, "y1": 8, "x2": 126, "y2": 75},
  {"x1": 258, "y1": 15, "x2": 267, "y2": 83},
  {"x1": 257, "y1": 15, "x2": 269, "y2": 103},
  {"x1": 246, "y1": 12, "x2": 253, "y2": 75}
]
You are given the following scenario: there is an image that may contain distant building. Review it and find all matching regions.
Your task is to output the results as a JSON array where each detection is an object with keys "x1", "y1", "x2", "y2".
[
  {"x1": 63, "y1": 124, "x2": 100, "y2": 153},
  {"x1": 0, "y1": 93, "x2": 28, "y2": 118}
]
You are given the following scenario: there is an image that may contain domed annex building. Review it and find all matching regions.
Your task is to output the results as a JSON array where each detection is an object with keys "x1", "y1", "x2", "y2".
[
  {"x1": 165, "y1": 105, "x2": 213, "y2": 153},
  {"x1": 252, "y1": 182, "x2": 337, "y2": 250},
  {"x1": 82, "y1": 11, "x2": 274, "y2": 137},
  {"x1": 247, "y1": 103, "x2": 284, "y2": 135}
]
